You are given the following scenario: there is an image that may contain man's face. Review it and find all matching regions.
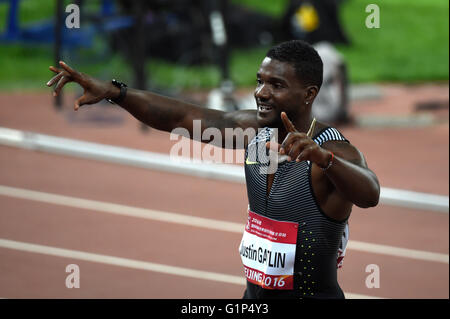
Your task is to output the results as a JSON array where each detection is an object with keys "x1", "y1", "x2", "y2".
[{"x1": 254, "y1": 57, "x2": 307, "y2": 128}]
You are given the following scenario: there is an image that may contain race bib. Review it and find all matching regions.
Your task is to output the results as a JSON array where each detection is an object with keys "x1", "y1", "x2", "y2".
[{"x1": 239, "y1": 210, "x2": 299, "y2": 290}]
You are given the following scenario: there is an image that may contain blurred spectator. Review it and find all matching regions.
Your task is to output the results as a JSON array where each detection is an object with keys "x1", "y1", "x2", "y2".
[{"x1": 281, "y1": 0, "x2": 350, "y2": 45}]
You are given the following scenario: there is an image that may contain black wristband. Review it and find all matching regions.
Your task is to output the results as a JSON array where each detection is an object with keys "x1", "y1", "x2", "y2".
[{"x1": 107, "y1": 79, "x2": 127, "y2": 104}]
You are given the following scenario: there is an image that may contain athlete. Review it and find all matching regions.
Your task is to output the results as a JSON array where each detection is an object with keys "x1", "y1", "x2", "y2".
[{"x1": 46, "y1": 40, "x2": 380, "y2": 299}]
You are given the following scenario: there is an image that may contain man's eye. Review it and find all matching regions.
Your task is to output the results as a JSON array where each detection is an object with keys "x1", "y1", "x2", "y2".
[{"x1": 273, "y1": 83, "x2": 283, "y2": 89}]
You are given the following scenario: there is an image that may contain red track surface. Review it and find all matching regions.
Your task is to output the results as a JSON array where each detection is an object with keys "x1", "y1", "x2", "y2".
[{"x1": 0, "y1": 84, "x2": 448, "y2": 299}]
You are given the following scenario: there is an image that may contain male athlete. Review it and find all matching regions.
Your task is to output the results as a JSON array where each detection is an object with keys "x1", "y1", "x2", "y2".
[{"x1": 46, "y1": 40, "x2": 380, "y2": 299}]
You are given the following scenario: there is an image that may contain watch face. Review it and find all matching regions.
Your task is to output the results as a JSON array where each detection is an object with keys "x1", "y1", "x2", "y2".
[{"x1": 112, "y1": 79, "x2": 127, "y2": 88}]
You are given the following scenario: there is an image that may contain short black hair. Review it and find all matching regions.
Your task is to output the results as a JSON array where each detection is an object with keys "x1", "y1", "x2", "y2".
[{"x1": 266, "y1": 40, "x2": 323, "y2": 89}]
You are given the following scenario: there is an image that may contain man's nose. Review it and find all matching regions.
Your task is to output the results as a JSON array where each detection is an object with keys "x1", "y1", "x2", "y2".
[{"x1": 255, "y1": 83, "x2": 270, "y2": 101}]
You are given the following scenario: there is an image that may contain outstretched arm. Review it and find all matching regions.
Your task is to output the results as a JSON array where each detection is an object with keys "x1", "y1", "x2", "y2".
[{"x1": 46, "y1": 61, "x2": 258, "y2": 148}]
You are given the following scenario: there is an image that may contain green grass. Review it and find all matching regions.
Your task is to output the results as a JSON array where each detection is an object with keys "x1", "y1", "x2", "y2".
[
  {"x1": 0, "y1": 0, "x2": 448, "y2": 91},
  {"x1": 146, "y1": 47, "x2": 270, "y2": 90},
  {"x1": 230, "y1": 0, "x2": 290, "y2": 17},
  {"x1": 337, "y1": 0, "x2": 449, "y2": 82}
]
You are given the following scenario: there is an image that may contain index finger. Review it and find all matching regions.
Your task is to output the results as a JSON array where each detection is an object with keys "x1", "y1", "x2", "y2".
[
  {"x1": 49, "y1": 66, "x2": 62, "y2": 74},
  {"x1": 59, "y1": 61, "x2": 80, "y2": 79},
  {"x1": 281, "y1": 112, "x2": 297, "y2": 132}
]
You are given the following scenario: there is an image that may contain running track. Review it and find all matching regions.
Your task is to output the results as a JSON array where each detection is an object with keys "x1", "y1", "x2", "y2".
[{"x1": 0, "y1": 87, "x2": 448, "y2": 299}]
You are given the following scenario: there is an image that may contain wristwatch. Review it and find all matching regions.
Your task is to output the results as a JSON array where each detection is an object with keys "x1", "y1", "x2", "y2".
[{"x1": 106, "y1": 79, "x2": 127, "y2": 104}]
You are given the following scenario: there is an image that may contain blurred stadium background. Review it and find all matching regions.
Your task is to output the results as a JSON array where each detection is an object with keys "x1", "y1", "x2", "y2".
[{"x1": 0, "y1": 0, "x2": 448, "y2": 299}]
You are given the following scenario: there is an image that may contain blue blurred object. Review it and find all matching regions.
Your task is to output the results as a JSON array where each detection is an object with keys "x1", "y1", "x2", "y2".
[{"x1": 0, "y1": 0, "x2": 133, "y2": 47}]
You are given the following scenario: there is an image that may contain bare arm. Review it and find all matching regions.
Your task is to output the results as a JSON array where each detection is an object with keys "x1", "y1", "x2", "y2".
[
  {"x1": 272, "y1": 112, "x2": 380, "y2": 209},
  {"x1": 321, "y1": 141, "x2": 380, "y2": 208},
  {"x1": 118, "y1": 89, "x2": 258, "y2": 148},
  {"x1": 46, "y1": 61, "x2": 258, "y2": 148}
]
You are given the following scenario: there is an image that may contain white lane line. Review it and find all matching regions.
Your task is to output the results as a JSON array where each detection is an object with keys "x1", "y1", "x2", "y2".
[
  {"x1": 0, "y1": 184, "x2": 448, "y2": 264},
  {"x1": 0, "y1": 238, "x2": 244, "y2": 285},
  {"x1": 0, "y1": 238, "x2": 381, "y2": 299},
  {"x1": 0, "y1": 126, "x2": 448, "y2": 213},
  {"x1": 379, "y1": 187, "x2": 449, "y2": 213},
  {"x1": 0, "y1": 184, "x2": 242, "y2": 233},
  {"x1": 348, "y1": 241, "x2": 449, "y2": 264}
]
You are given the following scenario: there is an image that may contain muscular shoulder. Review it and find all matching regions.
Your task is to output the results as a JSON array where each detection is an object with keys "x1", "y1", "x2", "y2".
[{"x1": 312, "y1": 121, "x2": 367, "y2": 168}]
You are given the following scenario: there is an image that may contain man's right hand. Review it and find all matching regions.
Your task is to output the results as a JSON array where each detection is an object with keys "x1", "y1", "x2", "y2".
[{"x1": 46, "y1": 61, "x2": 119, "y2": 110}]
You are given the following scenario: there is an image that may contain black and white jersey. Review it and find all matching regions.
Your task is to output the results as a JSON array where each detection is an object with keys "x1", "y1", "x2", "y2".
[{"x1": 242, "y1": 126, "x2": 349, "y2": 299}]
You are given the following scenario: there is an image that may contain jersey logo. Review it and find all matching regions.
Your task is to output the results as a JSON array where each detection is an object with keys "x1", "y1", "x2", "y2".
[{"x1": 245, "y1": 157, "x2": 259, "y2": 165}]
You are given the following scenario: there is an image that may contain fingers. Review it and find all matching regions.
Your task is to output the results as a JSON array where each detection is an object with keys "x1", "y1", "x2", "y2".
[
  {"x1": 281, "y1": 112, "x2": 297, "y2": 133},
  {"x1": 265, "y1": 141, "x2": 280, "y2": 152},
  {"x1": 59, "y1": 61, "x2": 80, "y2": 80},
  {"x1": 46, "y1": 71, "x2": 65, "y2": 87},
  {"x1": 279, "y1": 132, "x2": 307, "y2": 155},
  {"x1": 287, "y1": 139, "x2": 305, "y2": 160},
  {"x1": 266, "y1": 112, "x2": 317, "y2": 162},
  {"x1": 53, "y1": 76, "x2": 72, "y2": 97},
  {"x1": 266, "y1": 134, "x2": 317, "y2": 163},
  {"x1": 296, "y1": 145, "x2": 316, "y2": 162},
  {"x1": 49, "y1": 66, "x2": 61, "y2": 74},
  {"x1": 287, "y1": 139, "x2": 311, "y2": 161},
  {"x1": 74, "y1": 94, "x2": 88, "y2": 111}
]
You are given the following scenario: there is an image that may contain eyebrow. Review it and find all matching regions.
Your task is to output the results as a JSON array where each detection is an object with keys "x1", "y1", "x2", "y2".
[{"x1": 256, "y1": 73, "x2": 288, "y2": 85}]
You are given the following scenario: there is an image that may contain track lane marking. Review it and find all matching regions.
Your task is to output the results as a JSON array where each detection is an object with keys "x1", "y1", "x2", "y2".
[
  {"x1": 0, "y1": 184, "x2": 448, "y2": 264},
  {"x1": 0, "y1": 238, "x2": 381, "y2": 299},
  {"x1": 0, "y1": 126, "x2": 448, "y2": 213}
]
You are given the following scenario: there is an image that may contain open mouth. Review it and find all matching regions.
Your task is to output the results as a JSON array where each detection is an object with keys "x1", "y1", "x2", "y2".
[{"x1": 258, "y1": 104, "x2": 274, "y2": 113}]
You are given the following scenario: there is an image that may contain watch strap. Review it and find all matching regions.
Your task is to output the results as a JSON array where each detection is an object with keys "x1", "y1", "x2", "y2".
[{"x1": 107, "y1": 79, "x2": 127, "y2": 104}]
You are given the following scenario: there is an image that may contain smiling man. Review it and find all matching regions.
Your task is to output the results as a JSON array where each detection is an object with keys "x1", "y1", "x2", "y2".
[{"x1": 46, "y1": 40, "x2": 380, "y2": 299}]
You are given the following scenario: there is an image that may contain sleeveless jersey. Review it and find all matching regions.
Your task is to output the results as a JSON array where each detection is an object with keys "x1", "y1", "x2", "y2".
[{"x1": 241, "y1": 126, "x2": 350, "y2": 299}]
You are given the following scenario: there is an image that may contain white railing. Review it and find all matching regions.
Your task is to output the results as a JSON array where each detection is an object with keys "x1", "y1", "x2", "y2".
[{"x1": 0, "y1": 126, "x2": 448, "y2": 213}]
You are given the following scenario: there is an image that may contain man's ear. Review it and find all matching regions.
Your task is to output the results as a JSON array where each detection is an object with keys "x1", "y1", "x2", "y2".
[{"x1": 304, "y1": 85, "x2": 319, "y2": 105}]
